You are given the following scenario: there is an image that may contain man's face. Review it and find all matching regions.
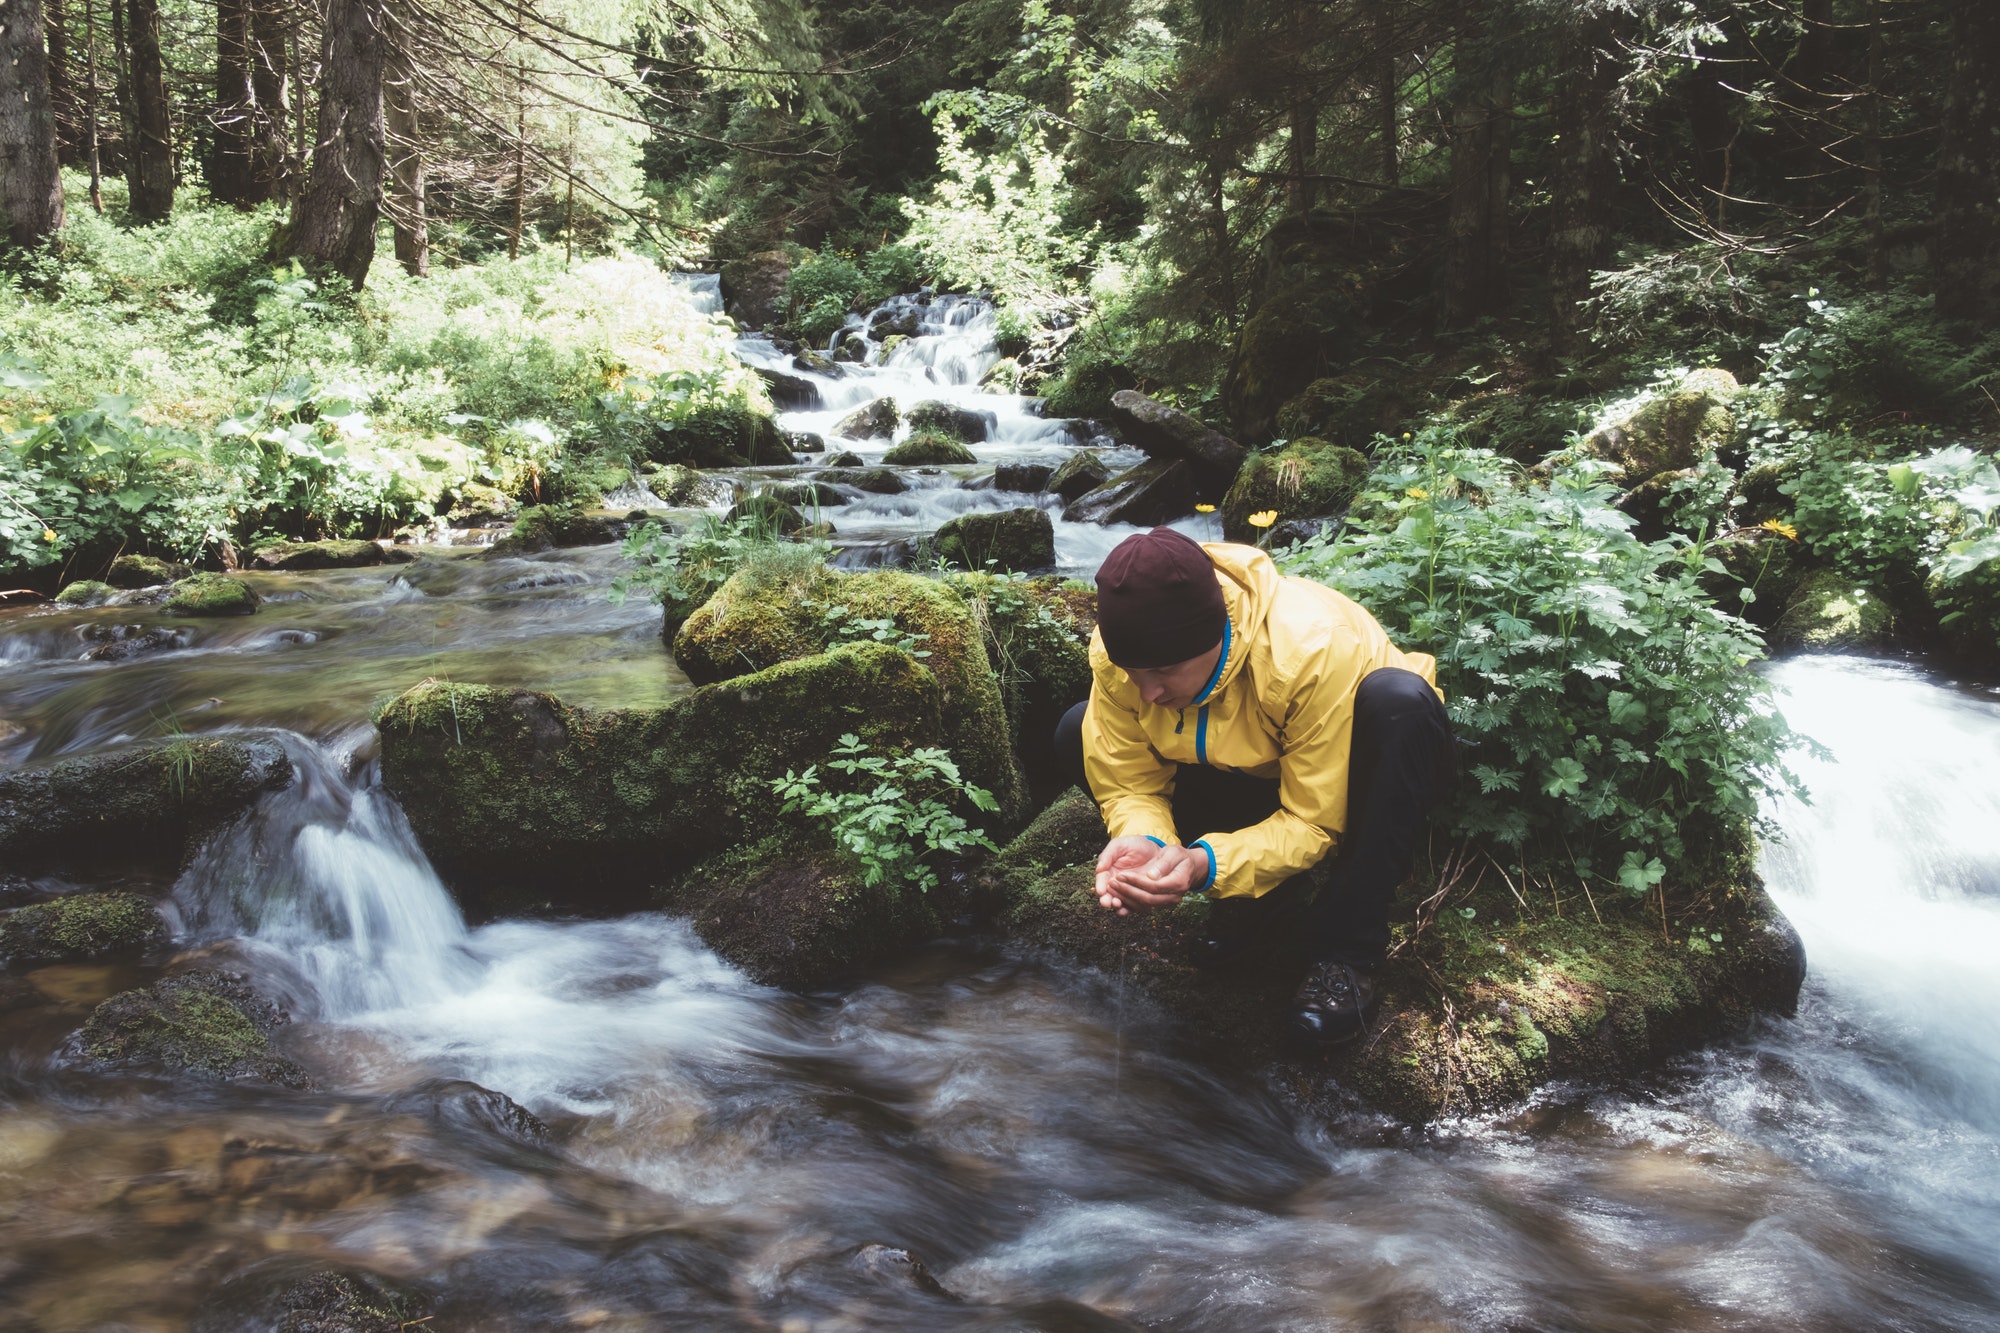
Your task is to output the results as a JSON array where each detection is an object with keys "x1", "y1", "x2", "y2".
[{"x1": 1123, "y1": 635, "x2": 1225, "y2": 710}]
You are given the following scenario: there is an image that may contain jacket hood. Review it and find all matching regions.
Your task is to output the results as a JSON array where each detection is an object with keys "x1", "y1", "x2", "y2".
[{"x1": 1197, "y1": 542, "x2": 1281, "y2": 701}]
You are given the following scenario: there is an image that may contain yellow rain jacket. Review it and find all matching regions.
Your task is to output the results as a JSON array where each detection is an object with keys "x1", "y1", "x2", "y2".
[{"x1": 1082, "y1": 542, "x2": 1439, "y2": 900}]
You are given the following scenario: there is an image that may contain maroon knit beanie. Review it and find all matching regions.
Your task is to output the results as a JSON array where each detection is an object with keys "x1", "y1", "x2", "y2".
[{"x1": 1097, "y1": 528, "x2": 1227, "y2": 668}]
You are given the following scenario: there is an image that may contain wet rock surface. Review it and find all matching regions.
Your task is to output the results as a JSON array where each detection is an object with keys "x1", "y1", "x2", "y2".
[
  {"x1": 0, "y1": 891, "x2": 168, "y2": 966},
  {"x1": 1107, "y1": 389, "x2": 1248, "y2": 488},
  {"x1": 251, "y1": 540, "x2": 388, "y2": 571},
  {"x1": 167, "y1": 572, "x2": 260, "y2": 616},
  {"x1": 1219, "y1": 436, "x2": 1368, "y2": 543},
  {"x1": 1064, "y1": 457, "x2": 1201, "y2": 526},
  {"x1": 933, "y1": 506, "x2": 1056, "y2": 572},
  {"x1": 81, "y1": 969, "x2": 310, "y2": 1087}
]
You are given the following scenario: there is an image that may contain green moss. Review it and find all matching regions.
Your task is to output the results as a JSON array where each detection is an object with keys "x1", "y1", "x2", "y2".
[
  {"x1": 945, "y1": 572, "x2": 1094, "y2": 768},
  {"x1": 165, "y1": 572, "x2": 260, "y2": 616},
  {"x1": 932, "y1": 507, "x2": 1055, "y2": 572},
  {"x1": 55, "y1": 579, "x2": 115, "y2": 607},
  {"x1": 249, "y1": 539, "x2": 385, "y2": 571},
  {"x1": 816, "y1": 466, "x2": 906, "y2": 494},
  {"x1": 105, "y1": 554, "x2": 187, "y2": 588},
  {"x1": 488, "y1": 503, "x2": 616, "y2": 555},
  {"x1": 1046, "y1": 450, "x2": 1112, "y2": 501},
  {"x1": 651, "y1": 401, "x2": 791, "y2": 467},
  {"x1": 1771, "y1": 568, "x2": 1895, "y2": 652},
  {"x1": 644, "y1": 463, "x2": 730, "y2": 507},
  {"x1": 904, "y1": 400, "x2": 986, "y2": 442},
  {"x1": 0, "y1": 891, "x2": 167, "y2": 965},
  {"x1": 882, "y1": 431, "x2": 979, "y2": 466},
  {"x1": 1580, "y1": 370, "x2": 1741, "y2": 485},
  {"x1": 722, "y1": 494, "x2": 806, "y2": 535},
  {"x1": 1220, "y1": 437, "x2": 1369, "y2": 543},
  {"x1": 991, "y1": 786, "x2": 1103, "y2": 875},
  {"x1": 762, "y1": 481, "x2": 847, "y2": 510},
  {"x1": 82, "y1": 970, "x2": 309, "y2": 1086},
  {"x1": 834, "y1": 398, "x2": 899, "y2": 440}
]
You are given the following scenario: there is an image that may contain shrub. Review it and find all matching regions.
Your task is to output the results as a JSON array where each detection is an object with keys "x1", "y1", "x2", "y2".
[
  {"x1": 771, "y1": 733, "x2": 999, "y2": 892},
  {"x1": 1279, "y1": 431, "x2": 1803, "y2": 894},
  {"x1": 613, "y1": 513, "x2": 832, "y2": 633}
]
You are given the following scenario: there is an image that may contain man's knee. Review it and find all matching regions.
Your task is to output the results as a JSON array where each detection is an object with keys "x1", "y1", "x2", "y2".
[
  {"x1": 1355, "y1": 666, "x2": 1442, "y2": 719},
  {"x1": 1354, "y1": 667, "x2": 1454, "y2": 792},
  {"x1": 1053, "y1": 700, "x2": 1090, "y2": 792}
]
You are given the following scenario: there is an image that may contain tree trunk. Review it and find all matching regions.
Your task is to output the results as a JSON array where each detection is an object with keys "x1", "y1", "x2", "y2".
[
  {"x1": 1863, "y1": 0, "x2": 1885, "y2": 287},
  {"x1": 383, "y1": 3, "x2": 426, "y2": 276},
  {"x1": 1439, "y1": 62, "x2": 1513, "y2": 328},
  {"x1": 1378, "y1": 53, "x2": 1398, "y2": 186},
  {"x1": 1288, "y1": 100, "x2": 1318, "y2": 214},
  {"x1": 1934, "y1": 0, "x2": 2000, "y2": 320},
  {"x1": 46, "y1": 0, "x2": 76, "y2": 163},
  {"x1": 1548, "y1": 6, "x2": 1622, "y2": 347},
  {"x1": 122, "y1": 0, "x2": 172, "y2": 220},
  {"x1": 212, "y1": 0, "x2": 256, "y2": 204},
  {"x1": 287, "y1": 0, "x2": 386, "y2": 289},
  {"x1": 250, "y1": 0, "x2": 293, "y2": 198},
  {"x1": 85, "y1": 0, "x2": 103, "y2": 210},
  {"x1": 0, "y1": 0, "x2": 66, "y2": 244}
]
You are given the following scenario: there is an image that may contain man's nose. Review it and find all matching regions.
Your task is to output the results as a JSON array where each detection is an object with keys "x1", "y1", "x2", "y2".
[{"x1": 1141, "y1": 681, "x2": 1171, "y2": 705}]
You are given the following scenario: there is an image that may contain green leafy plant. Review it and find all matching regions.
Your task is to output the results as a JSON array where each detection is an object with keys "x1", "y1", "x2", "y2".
[
  {"x1": 612, "y1": 512, "x2": 830, "y2": 623},
  {"x1": 1279, "y1": 430, "x2": 1805, "y2": 894},
  {"x1": 816, "y1": 602, "x2": 932, "y2": 657},
  {"x1": 772, "y1": 734, "x2": 1000, "y2": 892}
]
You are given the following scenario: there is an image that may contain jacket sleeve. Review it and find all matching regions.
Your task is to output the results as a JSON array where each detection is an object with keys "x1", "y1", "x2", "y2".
[
  {"x1": 1199, "y1": 637, "x2": 1364, "y2": 898},
  {"x1": 1082, "y1": 672, "x2": 1180, "y2": 846}
]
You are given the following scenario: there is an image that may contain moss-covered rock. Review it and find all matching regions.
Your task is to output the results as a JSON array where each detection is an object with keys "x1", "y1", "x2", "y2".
[
  {"x1": 833, "y1": 398, "x2": 899, "y2": 440},
  {"x1": 825, "y1": 449, "x2": 865, "y2": 467},
  {"x1": 788, "y1": 430, "x2": 827, "y2": 453},
  {"x1": 193, "y1": 1263, "x2": 430, "y2": 1333},
  {"x1": 673, "y1": 568, "x2": 1029, "y2": 823},
  {"x1": 882, "y1": 431, "x2": 979, "y2": 466},
  {"x1": 0, "y1": 735, "x2": 293, "y2": 868},
  {"x1": 1045, "y1": 450, "x2": 1112, "y2": 502},
  {"x1": 376, "y1": 644, "x2": 948, "y2": 910},
  {"x1": 762, "y1": 480, "x2": 847, "y2": 509},
  {"x1": 82, "y1": 970, "x2": 309, "y2": 1086},
  {"x1": 722, "y1": 494, "x2": 806, "y2": 535},
  {"x1": 166, "y1": 572, "x2": 260, "y2": 616},
  {"x1": 105, "y1": 554, "x2": 189, "y2": 588},
  {"x1": 1220, "y1": 437, "x2": 1370, "y2": 543},
  {"x1": 649, "y1": 402, "x2": 791, "y2": 468},
  {"x1": 933, "y1": 507, "x2": 1055, "y2": 572},
  {"x1": 0, "y1": 891, "x2": 168, "y2": 966},
  {"x1": 445, "y1": 481, "x2": 519, "y2": 526},
  {"x1": 1276, "y1": 375, "x2": 1408, "y2": 451},
  {"x1": 486, "y1": 503, "x2": 617, "y2": 556},
  {"x1": 905, "y1": 399, "x2": 991, "y2": 442},
  {"x1": 645, "y1": 463, "x2": 732, "y2": 507},
  {"x1": 944, "y1": 574, "x2": 1096, "y2": 787},
  {"x1": 994, "y1": 819, "x2": 1806, "y2": 1124},
  {"x1": 1223, "y1": 302, "x2": 1321, "y2": 444},
  {"x1": 661, "y1": 838, "x2": 944, "y2": 990},
  {"x1": 817, "y1": 466, "x2": 907, "y2": 494},
  {"x1": 54, "y1": 579, "x2": 115, "y2": 607},
  {"x1": 1771, "y1": 568, "x2": 1896, "y2": 652},
  {"x1": 1578, "y1": 369, "x2": 1741, "y2": 486},
  {"x1": 250, "y1": 539, "x2": 386, "y2": 571}
]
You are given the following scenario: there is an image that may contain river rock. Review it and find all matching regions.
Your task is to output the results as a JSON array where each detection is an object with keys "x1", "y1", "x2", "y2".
[
  {"x1": 54, "y1": 579, "x2": 115, "y2": 607},
  {"x1": 81, "y1": 969, "x2": 309, "y2": 1086},
  {"x1": 1220, "y1": 437, "x2": 1369, "y2": 544},
  {"x1": 81, "y1": 624, "x2": 190, "y2": 662},
  {"x1": 723, "y1": 495, "x2": 806, "y2": 535},
  {"x1": 834, "y1": 331, "x2": 868, "y2": 363},
  {"x1": 0, "y1": 891, "x2": 168, "y2": 966},
  {"x1": 869, "y1": 306, "x2": 921, "y2": 339},
  {"x1": 487, "y1": 504, "x2": 617, "y2": 555},
  {"x1": 644, "y1": 464, "x2": 732, "y2": 508},
  {"x1": 381, "y1": 1078, "x2": 549, "y2": 1147},
  {"x1": 933, "y1": 507, "x2": 1055, "y2": 573},
  {"x1": 824, "y1": 450, "x2": 864, "y2": 467},
  {"x1": 377, "y1": 644, "x2": 950, "y2": 912},
  {"x1": 106, "y1": 554, "x2": 189, "y2": 588},
  {"x1": 834, "y1": 398, "x2": 900, "y2": 441},
  {"x1": 1770, "y1": 569, "x2": 1895, "y2": 652},
  {"x1": 1108, "y1": 390, "x2": 1249, "y2": 487},
  {"x1": 817, "y1": 466, "x2": 907, "y2": 495},
  {"x1": 761, "y1": 481, "x2": 847, "y2": 510},
  {"x1": 721, "y1": 249, "x2": 791, "y2": 329},
  {"x1": 0, "y1": 734, "x2": 293, "y2": 868},
  {"x1": 993, "y1": 463, "x2": 1055, "y2": 493},
  {"x1": 787, "y1": 430, "x2": 826, "y2": 453},
  {"x1": 1045, "y1": 450, "x2": 1112, "y2": 502},
  {"x1": 906, "y1": 399, "x2": 993, "y2": 443},
  {"x1": 446, "y1": 481, "x2": 519, "y2": 526},
  {"x1": 166, "y1": 572, "x2": 260, "y2": 616},
  {"x1": 251, "y1": 539, "x2": 386, "y2": 572},
  {"x1": 881, "y1": 432, "x2": 977, "y2": 466},
  {"x1": 192, "y1": 1262, "x2": 430, "y2": 1333},
  {"x1": 756, "y1": 365, "x2": 821, "y2": 410},
  {"x1": 1064, "y1": 458, "x2": 1199, "y2": 526},
  {"x1": 793, "y1": 350, "x2": 843, "y2": 377},
  {"x1": 649, "y1": 404, "x2": 792, "y2": 468},
  {"x1": 1579, "y1": 369, "x2": 1741, "y2": 486},
  {"x1": 989, "y1": 790, "x2": 1807, "y2": 1124}
]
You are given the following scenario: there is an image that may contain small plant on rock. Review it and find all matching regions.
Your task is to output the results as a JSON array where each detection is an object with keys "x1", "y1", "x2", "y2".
[{"x1": 772, "y1": 734, "x2": 999, "y2": 893}]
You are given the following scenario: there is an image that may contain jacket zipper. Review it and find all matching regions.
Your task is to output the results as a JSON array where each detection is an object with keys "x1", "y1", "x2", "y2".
[
  {"x1": 1175, "y1": 708, "x2": 1185, "y2": 735},
  {"x1": 1195, "y1": 705, "x2": 1210, "y2": 764}
]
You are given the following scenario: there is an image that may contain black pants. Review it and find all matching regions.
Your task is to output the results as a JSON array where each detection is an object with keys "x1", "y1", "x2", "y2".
[{"x1": 1053, "y1": 667, "x2": 1453, "y2": 968}]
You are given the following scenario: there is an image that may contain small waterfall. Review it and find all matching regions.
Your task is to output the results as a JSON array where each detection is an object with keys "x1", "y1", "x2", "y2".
[
  {"x1": 174, "y1": 732, "x2": 478, "y2": 1019},
  {"x1": 670, "y1": 271, "x2": 724, "y2": 316}
]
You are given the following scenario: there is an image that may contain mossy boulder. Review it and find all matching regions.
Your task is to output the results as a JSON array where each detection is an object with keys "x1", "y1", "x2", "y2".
[
  {"x1": 1046, "y1": 450, "x2": 1112, "y2": 502},
  {"x1": 944, "y1": 574, "x2": 1095, "y2": 786},
  {"x1": 673, "y1": 568, "x2": 1029, "y2": 824},
  {"x1": 905, "y1": 399, "x2": 991, "y2": 443},
  {"x1": 882, "y1": 431, "x2": 978, "y2": 466},
  {"x1": 833, "y1": 398, "x2": 900, "y2": 440},
  {"x1": 1701, "y1": 527, "x2": 1803, "y2": 628},
  {"x1": 1579, "y1": 369, "x2": 1742, "y2": 486},
  {"x1": 105, "y1": 554, "x2": 189, "y2": 588},
  {"x1": 992, "y1": 812, "x2": 1806, "y2": 1124},
  {"x1": 1223, "y1": 302, "x2": 1321, "y2": 444},
  {"x1": 933, "y1": 507, "x2": 1055, "y2": 572},
  {"x1": 1220, "y1": 437, "x2": 1369, "y2": 543},
  {"x1": 376, "y1": 643, "x2": 948, "y2": 910},
  {"x1": 82, "y1": 970, "x2": 309, "y2": 1086},
  {"x1": 1276, "y1": 375, "x2": 1408, "y2": 451},
  {"x1": 1770, "y1": 568, "x2": 1896, "y2": 653},
  {"x1": 762, "y1": 480, "x2": 847, "y2": 509},
  {"x1": 0, "y1": 891, "x2": 168, "y2": 966},
  {"x1": 487, "y1": 503, "x2": 617, "y2": 556},
  {"x1": 650, "y1": 402, "x2": 791, "y2": 468},
  {"x1": 722, "y1": 494, "x2": 806, "y2": 535},
  {"x1": 788, "y1": 430, "x2": 827, "y2": 453},
  {"x1": 166, "y1": 572, "x2": 260, "y2": 616},
  {"x1": 54, "y1": 579, "x2": 115, "y2": 607},
  {"x1": 250, "y1": 539, "x2": 386, "y2": 571},
  {"x1": 445, "y1": 481, "x2": 519, "y2": 526},
  {"x1": 645, "y1": 463, "x2": 732, "y2": 507},
  {"x1": 661, "y1": 838, "x2": 944, "y2": 990},
  {"x1": 193, "y1": 1263, "x2": 430, "y2": 1333},
  {"x1": 825, "y1": 449, "x2": 865, "y2": 467},
  {"x1": 817, "y1": 466, "x2": 907, "y2": 495},
  {"x1": 0, "y1": 734, "x2": 293, "y2": 868}
]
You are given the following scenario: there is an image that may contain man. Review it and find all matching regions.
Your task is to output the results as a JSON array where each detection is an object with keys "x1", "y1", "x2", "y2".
[{"x1": 1054, "y1": 527, "x2": 1453, "y2": 1047}]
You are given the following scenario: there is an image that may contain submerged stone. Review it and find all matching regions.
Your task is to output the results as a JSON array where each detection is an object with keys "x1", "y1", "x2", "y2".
[
  {"x1": 82, "y1": 969, "x2": 309, "y2": 1086},
  {"x1": 250, "y1": 539, "x2": 386, "y2": 571},
  {"x1": 882, "y1": 431, "x2": 978, "y2": 466},
  {"x1": 0, "y1": 891, "x2": 168, "y2": 966},
  {"x1": 1219, "y1": 436, "x2": 1369, "y2": 544},
  {"x1": 166, "y1": 572, "x2": 260, "y2": 616},
  {"x1": 932, "y1": 507, "x2": 1055, "y2": 573},
  {"x1": 192, "y1": 1261, "x2": 429, "y2": 1333}
]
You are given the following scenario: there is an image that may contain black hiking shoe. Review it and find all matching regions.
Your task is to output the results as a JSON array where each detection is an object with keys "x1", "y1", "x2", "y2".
[{"x1": 1286, "y1": 961, "x2": 1379, "y2": 1050}]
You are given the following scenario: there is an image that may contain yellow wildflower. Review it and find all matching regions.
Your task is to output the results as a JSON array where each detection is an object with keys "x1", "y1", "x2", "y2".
[
  {"x1": 1406, "y1": 486, "x2": 1430, "y2": 500},
  {"x1": 1760, "y1": 518, "x2": 1799, "y2": 542},
  {"x1": 42, "y1": 528, "x2": 57, "y2": 543},
  {"x1": 1194, "y1": 503, "x2": 1216, "y2": 513},
  {"x1": 1247, "y1": 510, "x2": 1278, "y2": 528},
  {"x1": 33, "y1": 414, "x2": 54, "y2": 424}
]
